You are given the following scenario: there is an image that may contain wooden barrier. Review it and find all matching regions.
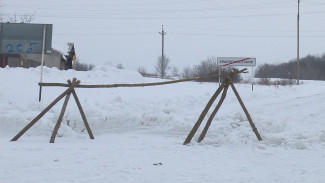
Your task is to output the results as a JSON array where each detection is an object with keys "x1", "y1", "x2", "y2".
[
  {"x1": 183, "y1": 69, "x2": 262, "y2": 145},
  {"x1": 11, "y1": 78, "x2": 94, "y2": 143},
  {"x1": 11, "y1": 68, "x2": 262, "y2": 144}
]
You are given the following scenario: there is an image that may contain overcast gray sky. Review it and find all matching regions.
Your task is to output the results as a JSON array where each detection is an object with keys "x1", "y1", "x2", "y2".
[{"x1": 1, "y1": 0, "x2": 325, "y2": 72}]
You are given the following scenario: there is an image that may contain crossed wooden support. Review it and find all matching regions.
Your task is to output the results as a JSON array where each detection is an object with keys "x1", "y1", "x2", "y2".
[
  {"x1": 183, "y1": 70, "x2": 262, "y2": 145},
  {"x1": 11, "y1": 78, "x2": 94, "y2": 143}
]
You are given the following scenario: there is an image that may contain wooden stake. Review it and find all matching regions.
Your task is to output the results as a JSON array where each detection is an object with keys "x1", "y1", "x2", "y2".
[
  {"x1": 197, "y1": 81, "x2": 230, "y2": 143},
  {"x1": 226, "y1": 75, "x2": 262, "y2": 141},
  {"x1": 49, "y1": 80, "x2": 72, "y2": 143},
  {"x1": 11, "y1": 80, "x2": 80, "y2": 141},
  {"x1": 68, "y1": 80, "x2": 95, "y2": 140},
  {"x1": 183, "y1": 79, "x2": 227, "y2": 145}
]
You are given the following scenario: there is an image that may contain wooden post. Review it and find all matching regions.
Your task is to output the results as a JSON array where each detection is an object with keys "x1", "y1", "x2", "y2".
[
  {"x1": 68, "y1": 80, "x2": 94, "y2": 140},
  {"x1": 226, "y1": 75, "x2": 262, "y2": 141},
  {"x1": 39, "y1": 24, "x2": 47, "y2": 102},
  {"x1": 11, "y1": 80, "x2": 80, "y2": 141},
  {"x1": 197, "y1": 81, "x2": 230, "y2": 143},
  {"x1": 49, "y1": 80, "x2": 73, "y2": 143},
  {"x1": 183, "y1": 79, "x2": 227, "y2": 145}
]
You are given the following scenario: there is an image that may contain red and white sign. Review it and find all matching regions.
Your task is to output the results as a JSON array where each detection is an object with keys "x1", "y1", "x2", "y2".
[{"x1": 217, "y1": 57, "x2": 256, "y2": 66}]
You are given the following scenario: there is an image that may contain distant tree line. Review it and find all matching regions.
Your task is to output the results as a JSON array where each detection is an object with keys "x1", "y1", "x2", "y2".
[
  {"x1": 75, "y1": 61, "x2": 95, "y2": 71},
  {"x1": 139, "y1": 56, "x2": 242, "y2": 82},
  {"x1": 255, "y1": 53, "x2": 325, "y2": 80},
  {"x1": 0, "y1": 10, "x2": 35, "y2": 23},
  {"x1": 181, "y1": 57, "x2": 242, "y2": 82}
]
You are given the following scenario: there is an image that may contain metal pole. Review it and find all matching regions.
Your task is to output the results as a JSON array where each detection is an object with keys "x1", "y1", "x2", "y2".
[
  {"x1": 252, "y1": 66, "x2": 254, "y2": 91},
  {"x1": 162, "y1": 26, "x2": 164, "y2": 78},
  {"x1": 297, "y1": 0, "x2": 300, "y2": 85},
  {"x1": 39, "y1": 25, "x2": 46, "y2": 102},
  {"x1": 218, "y1": 66, "x2": 221, "y2": 86}
]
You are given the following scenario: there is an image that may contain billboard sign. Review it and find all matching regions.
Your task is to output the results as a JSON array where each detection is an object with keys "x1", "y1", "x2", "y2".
[
  {"x1": 0, "y1": 23, "x2": 52, "y2": 54},
  {"x1": 217, "y1": 57, "x2": 256, "y2": 67}
]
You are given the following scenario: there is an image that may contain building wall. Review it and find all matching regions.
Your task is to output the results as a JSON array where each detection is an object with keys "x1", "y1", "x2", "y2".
[
  {"x1": 0, "y1": 49, "x2": 63, "y2": 69},
  {"x1": 0, "y1": 53, "x2": 19, "y2": 68},
  {"x1": 8, "y1": 57, "x2": 41, "y2": 68},
  {"x1": 24, "y1": 49, "x2": 63, "y2": 69}
]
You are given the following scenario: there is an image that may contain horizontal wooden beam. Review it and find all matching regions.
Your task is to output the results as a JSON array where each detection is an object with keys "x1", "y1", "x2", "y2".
[{"x1": 38, "y1": 68, "x2": 247, "y2": 88}]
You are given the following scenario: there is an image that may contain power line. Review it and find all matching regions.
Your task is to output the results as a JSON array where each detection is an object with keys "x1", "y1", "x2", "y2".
[
  {"x1": 52, "y1": 31, "x2": 325, "y2": 38},
  {"x1": 54, "y1": 32, "x2": 156, "y2": 36},
  {"x1": 5, "y1": 1, "x2": 325, "y2": 14},
  {"x1": 5, "y1": 0, "x2": 213, "y2": 9},
  {"x1": 168, "y1": 32, "x2": 325, "y2": 38},
  {"x1": 3, "y1": 10, "x2": 324, "y2": 20}
]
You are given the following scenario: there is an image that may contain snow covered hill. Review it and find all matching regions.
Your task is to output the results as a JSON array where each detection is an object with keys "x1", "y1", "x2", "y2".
[{"x1": 0, "y1": 65, "x2": 324, "y2": 183}]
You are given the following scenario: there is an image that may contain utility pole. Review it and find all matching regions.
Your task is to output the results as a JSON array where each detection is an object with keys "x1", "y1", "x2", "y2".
[
  {"x1": 159, "y1": 25, "x2": 166, "y2": 78},
  {"x1": 297, "y1": 0, "x2": 300, "y2": 85}
]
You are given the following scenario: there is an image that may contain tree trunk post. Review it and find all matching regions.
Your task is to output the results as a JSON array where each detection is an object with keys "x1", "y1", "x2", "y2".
[
  {"x1": 197, "y1": 81, "x2": 230, "y2": 143},
  {"x1": 183, "y1": 79, "x2": 227, "y2": 145},
  {"x1": 49, "y1": 80, "x2": 73, "y2": 143},
  {"x1": 68, "y1": 79, "x2": 95, "y2": 140},
  {"x1": 226, "y1": 75, "x2": 262, "y2": 141}
]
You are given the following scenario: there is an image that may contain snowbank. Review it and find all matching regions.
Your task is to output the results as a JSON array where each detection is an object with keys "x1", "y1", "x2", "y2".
[{"x1": 1, "y1": 65, "x2": 324, "y2": 182}]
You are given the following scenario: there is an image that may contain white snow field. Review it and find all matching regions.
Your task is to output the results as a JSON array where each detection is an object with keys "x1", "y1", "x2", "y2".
[{"x1": 0, "y1": 65, "x2": 324, "y2": 183}]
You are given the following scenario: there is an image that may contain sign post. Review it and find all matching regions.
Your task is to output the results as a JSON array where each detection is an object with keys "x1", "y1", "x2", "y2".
[
  {"x1": 217, "y1": 57, "x2": 256, "y2": 91},
  {"x1": 39, "y1": 25, "x2": 47, "y2": 102}
]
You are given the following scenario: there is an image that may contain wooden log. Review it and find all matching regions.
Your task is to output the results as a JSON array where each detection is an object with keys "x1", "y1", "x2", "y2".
[
  {"x1": 183, "y1": 79, "x2": 227, "y2": 145},
  {"x1": 197, "y1": 82, "x2": 230, "y2": 143},
  {"x1": 226, "y1": 75, "x2": 262, "y2": 141},
  {"x1": 11, "y1": 80, "x2": 80, "y2": 141},
  {"x1": 49, "y1": 81, "x2": 72, "y2": 143},
  {"x1": 68, "y1": 80, "x2": 95, "y2": 140},
  {"x1": 38, "y1": 69, "x2": 248, "y2": 89}
]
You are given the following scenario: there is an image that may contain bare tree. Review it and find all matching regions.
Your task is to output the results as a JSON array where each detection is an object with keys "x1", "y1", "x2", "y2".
[
  {"x1": 0, "y1": 1, "x2": 3, "y2": 22},
  {"x1": 180, "y1": 56, "x2": 242, "y2": 82},
  {"x1": 0, "y1": 2, "x2": 35, "y2": 23},
  {"x1": 171, "y1": 66, "x2": 179, "y2": 77},
  {"x1": 19, "y1": 12, "x2": 36, "y2": 23},
  {"x1": 116, "y1": 63, "x2": 124, "y2": 70},
  {"x1": 137, "y1": 66, "x2": 147, "y2": 75},
  {"x1": 72, "y1": 58, "x2": 95, "y2": 71},
  {"x1": 6, "y1": 12, "x2": 35, "y2": 23},
  {"x1": 7, "y1": 14, "x2": 18, "y2": 23},
  {"x1": 181, "y1": 66, "x2": 193, "y2": 79},
  {"x1": 155, "y1": 55, "x2": 170, "y2": 78},
  {"x1": 192, "y1": 57, "x2": 218, "y2": 77}
]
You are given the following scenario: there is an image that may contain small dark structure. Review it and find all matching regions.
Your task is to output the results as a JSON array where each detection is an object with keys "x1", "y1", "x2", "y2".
[{"x1": 63, "y1": 43, "x2": 76, "y2": 70}]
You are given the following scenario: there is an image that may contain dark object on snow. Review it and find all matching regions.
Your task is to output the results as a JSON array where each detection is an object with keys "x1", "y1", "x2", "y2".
[{"x1": 153, "y1": 162, "x2": 163, "y2": 166}]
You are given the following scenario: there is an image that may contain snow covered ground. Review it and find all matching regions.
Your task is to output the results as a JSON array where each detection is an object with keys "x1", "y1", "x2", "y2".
[{"x1": 1, "y1": 65, "x2": 325, "y2": 183}]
